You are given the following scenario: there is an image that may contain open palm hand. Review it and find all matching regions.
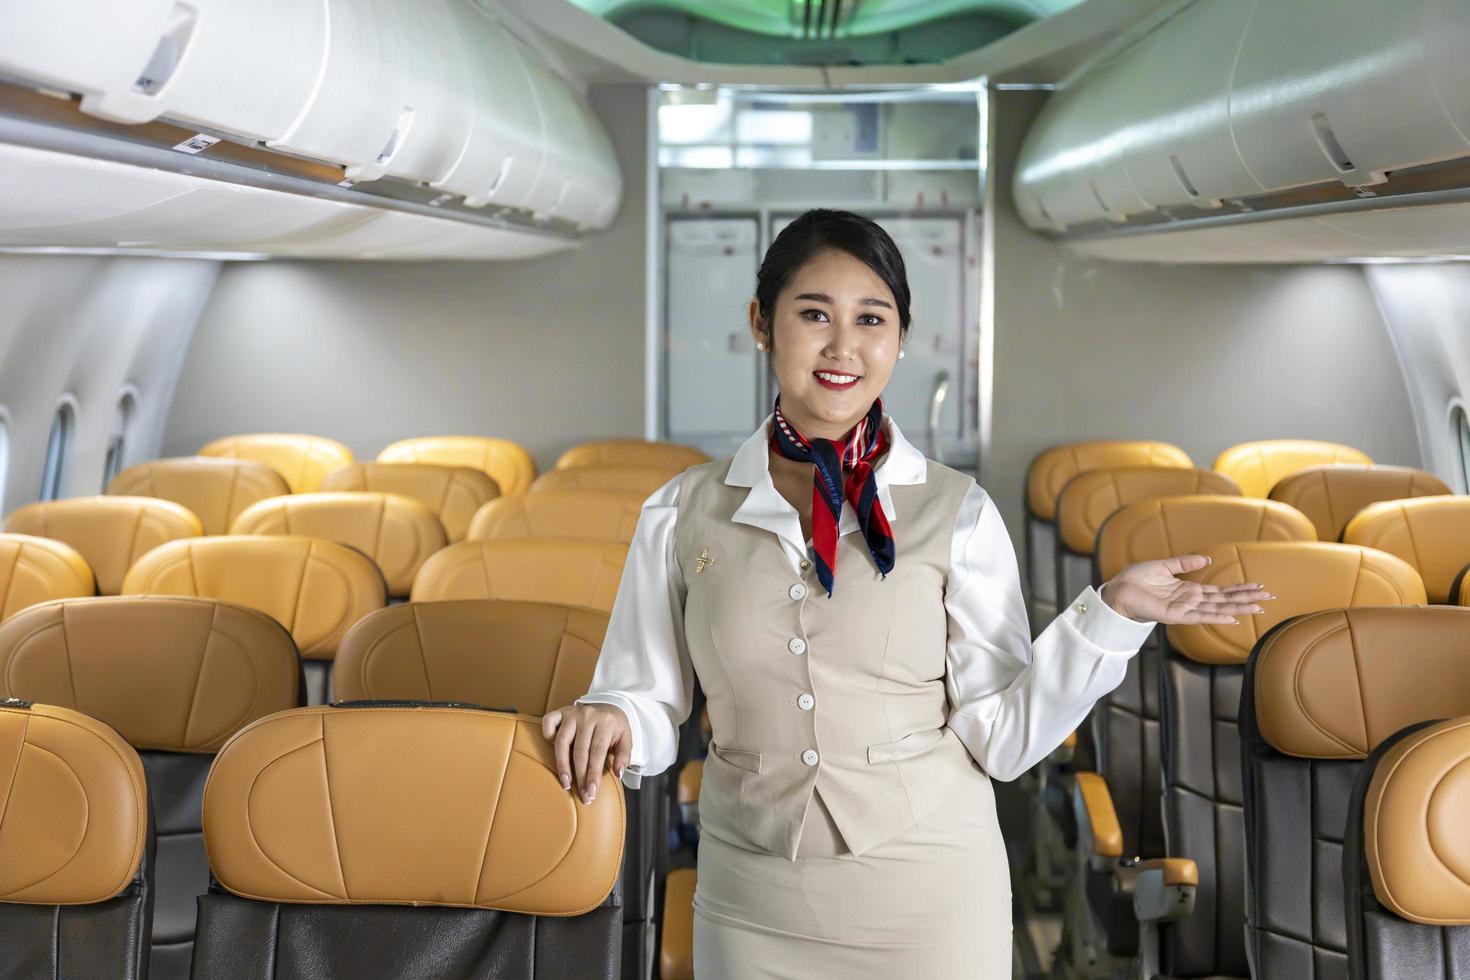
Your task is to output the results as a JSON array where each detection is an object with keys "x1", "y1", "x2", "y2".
[{"x1": 1102, "y1": 554, "x2": 1274, "y2": 625}]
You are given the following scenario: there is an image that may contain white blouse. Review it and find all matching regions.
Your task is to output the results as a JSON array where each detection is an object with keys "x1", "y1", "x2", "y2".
[{"x1": 576, "y1": 415, "x2": 1157, "y2": 790}]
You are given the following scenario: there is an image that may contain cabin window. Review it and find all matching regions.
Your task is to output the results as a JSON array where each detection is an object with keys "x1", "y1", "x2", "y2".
[
  {"x1": 1456, "y1": 405, "x2": 1470, "y2": 493},
  {"x1": 101, "y1": 392, "x2": 136, "y2": 490},
  {"x1": 40, "y1": 401, "x2": 75, "y2": 501}
]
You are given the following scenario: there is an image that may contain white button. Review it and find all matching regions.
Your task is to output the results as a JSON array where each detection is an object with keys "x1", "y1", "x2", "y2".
[
  {"x1": 789, "y1": 583, "x2": 807, "y2": 600},
  {"x1": 797, "y1": 693, "x2": 815, "y2": 711},
  {"x1": 788, "y1": 637, "x2": 807, "y2": 655},
  {"x1": 1076, "y1": 601, "x2": 1089, "y2": 614},
  {"x1": 801, "y1": 749, "x2": 819, "y2": 766}
]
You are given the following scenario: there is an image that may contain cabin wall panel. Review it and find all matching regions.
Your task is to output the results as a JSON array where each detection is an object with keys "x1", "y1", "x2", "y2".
[{"x1": 161, "y1": 84, "x2": 648, "y2": 471}]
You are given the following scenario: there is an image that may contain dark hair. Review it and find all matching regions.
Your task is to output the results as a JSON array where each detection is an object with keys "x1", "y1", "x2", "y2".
[{"x1": 754, "y1": 209, "x2": 912, "y2": 342}]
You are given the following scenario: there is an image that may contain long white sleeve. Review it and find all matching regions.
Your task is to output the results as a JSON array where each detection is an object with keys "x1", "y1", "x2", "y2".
[
  {"x1": 943, "y1": 483, "x2": 1155, "y2": 781},
  {"x1": 575, "y1": 474, "x2": 694, "y2": 790}
]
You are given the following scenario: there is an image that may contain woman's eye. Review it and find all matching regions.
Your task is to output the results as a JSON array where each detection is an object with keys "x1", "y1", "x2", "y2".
[
  {"x1": 801, "y1": 309, "x2": 829, "y2": 322},
  {"x1": 859, "y1": 314, "x2": 884, "y2": 325}
]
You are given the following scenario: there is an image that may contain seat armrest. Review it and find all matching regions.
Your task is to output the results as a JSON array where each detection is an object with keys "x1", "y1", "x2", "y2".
[
  {"x1": 1132, "y1": 858, "x2": 1197, "y2": 923},
  {"x1": 1072, "y1": 771, "x2": 1123, "y2": 868}
]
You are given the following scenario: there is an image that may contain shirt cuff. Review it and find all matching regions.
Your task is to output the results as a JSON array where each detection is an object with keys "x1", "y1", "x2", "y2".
[{"x1": 1062, "y1": 585, "x2": 1157, "y2": 653}]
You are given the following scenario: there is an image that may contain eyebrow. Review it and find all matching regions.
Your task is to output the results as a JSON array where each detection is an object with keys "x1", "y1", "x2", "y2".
[{"x1": 793, "y1": 291, "x2": 893, "y2": 310}]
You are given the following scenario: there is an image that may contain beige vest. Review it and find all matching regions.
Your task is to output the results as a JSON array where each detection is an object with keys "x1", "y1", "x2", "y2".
[{"x1": 677, "y1": 456, "x2": 984, "y2": 860}]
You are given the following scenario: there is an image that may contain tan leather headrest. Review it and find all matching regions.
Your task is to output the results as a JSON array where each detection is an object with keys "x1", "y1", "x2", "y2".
[
  {"x1": 1055, "y1": 467, "x2": 1240, "y2": 556},
  {"x1": 530, "y1": 466, "x2": 677, "y2": 497},
  {"x1": 0, "y1": 702, "x2": 147, "y2": 905},
  {"x1": 198, "y1": 433, "x2": 354, "y2": 494},
  {"x1": 1343, "y1": 496, "x2": 1470, "y2": 603},
  {"x1": 229, "y1": 493, "x2": 447, "y2": 597},
  {"x1": 1213, "y1": 439, "x2": 1372, "y2": 498},
  {"x1": 107, "y1": 457, "x2": 290, "y2": 535},
  {"x1": 121, "y1": 537, "x2": 386, "y2": 660},
  {"x1": 4, "y1": 496, "x2": 202, "y2": 594},
  {"x1": 1097, "y1": 496, "x2": 1315, "y2": 582},
  {"x1": 203, "y1": 705, "x2": 623, "y2": 913},
  {"x1": 1254, "y1": 607, "x2": 1470, "y2": 759},
  {"x1": 411, "y1": 539, "x2": 628, "y2": 613},
  {"x1": 319, "y1": 462, "x2": 500, "y2": 542},
  {"x1": 1458, "y1": 567, "x2": 1470, "y2": 608},
  {"x1": 335, "y1": 600, "x2": 608, "y2": 712},
  {"x1": 1166, "y1": 542, "x2": 1425, "y2": 666},
  {"x1": 378, "y1": 437, "x2": 537, "y2": 497},
  {"x1": 1025, "y1": 441, "x2": 1192, "y2": 521},
  {"x1": 555, "y1": 439, "x2": 708, "y2": 472},
  {"x1": 1365, "y1": 717, "x2": 1470, "y2": 925},
  {"x1": 0, "y1": 533, "x2": 94, "y2": 621},
  {"x1": 0, "y1": 597, "x2": 300, "y2": 753},
  {"x1": 467, "y1": 491, "x2": 646, "y2": 545},
  {"x1": 1268, "y1": 464, "x2": 1451, "y2": 542}
]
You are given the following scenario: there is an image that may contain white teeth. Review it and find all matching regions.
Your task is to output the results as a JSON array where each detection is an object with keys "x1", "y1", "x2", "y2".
[{"x1": 815, "y1": 372, "x2": 858, "y2": 384}]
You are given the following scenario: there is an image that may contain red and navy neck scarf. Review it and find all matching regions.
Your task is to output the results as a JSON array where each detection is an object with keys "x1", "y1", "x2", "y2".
[{"x1": 770, "y1": 396, "x2": 894, "y2": 597}]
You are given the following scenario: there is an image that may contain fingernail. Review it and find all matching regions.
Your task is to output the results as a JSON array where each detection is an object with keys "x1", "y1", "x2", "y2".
[
  {"x1": 589, "y1": 782, "x2": 598, "y2": 800},
  {"x1": 1231, "y1": 618, "x2": 1240, "y2": 625},
  {"x1": 615, "y1": 764, "x2": 625, "y2": 778},
  {"x1": 560, "y1": 774, "x2": 570, "y2": 790}
]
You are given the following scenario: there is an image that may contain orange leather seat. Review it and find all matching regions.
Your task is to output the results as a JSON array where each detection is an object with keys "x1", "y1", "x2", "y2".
[
  {"x1": 1096, "y1": 495, "x2": 1317, "y2": 582},
  {"x1": 1055, "y1": 467, "x2": 1241, "y2": 558},
  {"x1": 1213, "y1": 439, "x2": 1372, "y2": 498},
  {"x1": 198, "y1": 433, "x2": 354, "y2": 494},
  {"x1": 410, "y1": 539, "x2": 628, "y2": 613},
  {"x1": 229, "y1": 492, "x2": 447, "y2": 597},
  {"x1": 319, "y1": 462, "x2": 500, "y2": 542},
  {"x1": 378, "y1": 436, "x2": 536, "y2": 497},
  {"x1": 4, "y1": 496, "x2": 201, "y2": 594},
  {"x1": 660, "y1": 868, "x2": 696, "y2": 980},
  {"x1": 530, "y1": 466, "x2": 676, "y2": 497},
  {"x1": 1343, "y1": 496, "x2": 1470, "y2": 603},
  {"x1": 107, "y1": 457, "x2": 290, "y2": 535},
  {"x1": 555, "y1": 439, "x2": 708, "y2": 472},
  {"x1": 1267, "y1": 463, "x2": 1451, "y2": 541},
  {"x1": 0, "y1": 532, "x2": 95, "y2": 620},
  {"x1": 467, "y1": 491, "x2": 646, "y2": 544}
]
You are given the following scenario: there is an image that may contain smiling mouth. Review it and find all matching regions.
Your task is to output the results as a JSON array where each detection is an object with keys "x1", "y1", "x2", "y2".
[{"x1": 813, "y1": 370, "x2": 861, "y2": 390}]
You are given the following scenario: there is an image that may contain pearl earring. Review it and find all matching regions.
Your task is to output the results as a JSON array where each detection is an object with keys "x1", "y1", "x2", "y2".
[
  {"x1": 756, "y1": 340, "x2": 767, "y2": 351},
  {"x1": 898, "y1": 349, "x2": 905, "y2": 359}
]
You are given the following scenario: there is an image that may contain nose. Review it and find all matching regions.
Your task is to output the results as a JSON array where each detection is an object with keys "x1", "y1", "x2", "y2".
[{"x1": 821, "y1": 319, "x2": 857, "y2": 362}]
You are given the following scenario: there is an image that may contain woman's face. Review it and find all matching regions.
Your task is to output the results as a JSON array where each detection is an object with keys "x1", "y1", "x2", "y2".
[{"x1": 749, "y1": 248, "x2": 904, "y2": 441}]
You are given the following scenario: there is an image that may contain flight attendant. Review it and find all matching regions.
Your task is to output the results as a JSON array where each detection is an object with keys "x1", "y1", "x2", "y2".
[{"x1": 542, "y1": 208, "x2": 1271, "y2": 977}]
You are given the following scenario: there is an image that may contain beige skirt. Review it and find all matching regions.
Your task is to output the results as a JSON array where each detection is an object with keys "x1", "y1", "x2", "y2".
[{"x1": 692, "y1": 769, "x2": 1013, "y2": 979}]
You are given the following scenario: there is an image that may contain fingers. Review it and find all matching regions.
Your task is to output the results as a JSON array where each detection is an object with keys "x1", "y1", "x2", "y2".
[
  {"x1": 582, "y1": 727, "x2": 613, "y2": 804},
  {"x1": 1160, "y1": 554, "x2": 1211, "y2": 575},
  {"x1": 571, "y1": 720, "x2": 593, "y2": 799},
  {"x1": 541, "y1": 708, "x2": 562, "y2": 742},
  {"x1": 611, "y1": 735, "x2": 632, "y2": 782},
  {"x1": 552, "y1": 714, "x2": 575, "y2": 792}
]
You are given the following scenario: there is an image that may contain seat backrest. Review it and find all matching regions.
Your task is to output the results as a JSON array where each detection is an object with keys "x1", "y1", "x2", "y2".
[
  {"x1": 121, "y1": 536, "x2": 386, "y2": 661},
  {"x1": 467, "y1": 491, "x2": 646, "y2": 545},
  {"x1": 107, "y1": 457, "x2": 290, "y2": 535},
  {"x1": 1345, "y1": 715, "x2": 1470, "y2": 980},
  {"x1": 1268, "y1": 464, "x2": 1452, "y2": 542},
  {"x1": 229, "y1": 492, "x2": 447, "y2": 597},
  {"x1": 1161, "y1": 542, "x2": 1425, "y2": 978},
  {"x1": 378, "y1": 436, "x2": 537, "y2": 497},
  {"x1": 1214, "y1": 439, "x2": 1373, "y2": 498},
  {"x1": 0, "y1": 700, "x2": 153, "y2": 980},
  {"x1": 0, "y1": 532, "x2": 95, "y2": 620},
  {"x1": 1243, "y1": 606, "x2": 1470, "y2": 980},
  {"x1": 530, "y1": 466, "x2": 677, "y2": 497},
  {"x1": 319, "y1": 462, "x2": 500, "y2": 542},
  {"x1": 411, "y1": 539, "x2": 628, "y2": 612},
  {"x1": 193, "y1": 704, "x2": 624, "y2": 979},
  {"x1": 4, "y1": 496, "x2": 202, "y2": 595},
  {"x1": 0, "y1": 595, "x2": 301, "y2": 977},
  {"x1": 1343, "y1": 496, "x2": 1470, "y2": 603},
  {"x1": 1096, "y1": 495, "x2": 1317, "y2": 582},
  {"x1": 555, "y1": 439, "x2": 708, "y2": 471},
  {"x1": 1457, "y1": 565, "x2": 1470, "y2": 607},
  {"x1": 198, "y1": 433, "x2": 354, "y2": 494}
]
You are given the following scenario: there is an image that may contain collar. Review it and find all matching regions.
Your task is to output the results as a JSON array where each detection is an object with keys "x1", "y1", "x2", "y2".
[{"x1": 725, "y1": 412, "x2": 928, "y2": 563}]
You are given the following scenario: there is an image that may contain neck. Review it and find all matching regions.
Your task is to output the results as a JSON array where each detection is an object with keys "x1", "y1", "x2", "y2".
[{"x1": 777, "y1": 402, "x2": 871, "y2": 442}]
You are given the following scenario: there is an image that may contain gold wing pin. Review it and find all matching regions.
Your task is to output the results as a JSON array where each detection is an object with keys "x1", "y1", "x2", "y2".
[{"x1": 695, "y1": 547, "x2": 715, "y2": 573}]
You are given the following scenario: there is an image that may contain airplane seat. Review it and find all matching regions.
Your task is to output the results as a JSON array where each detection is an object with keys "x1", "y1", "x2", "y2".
[
  {"x1": 1455, "y1": 564, "x2": 1470, "y2": 607},
  {"x1": 191, "y1": 704, "x2": 625, "y2": 979},
  {"x1": 530, "y1": 465, "x2": 680, "y2": 497},
  {"x1": 1344, "y1": 715, "x2": 1470, "y2": 980},
  {"x1": 660, "y1": 867, "x2": 697, "y2": 980},
  {"x1": 1024, "y1": 440, "x2": 1192, "y2": 636},
  {"x1": 410, "y1": 538, "x2": 629, "y2": 614},
  {"x1": 1241, "y1": 606, "x2": 1470, "y2": 980},
  {"x1": 197, "y1": 433, "x2": 354, "y2": 494},
  {"x1": 121, "y1": 536, "x2": 386, "y2": 705},
  {"x1": 378, "y1": 436, "x2": 537, "y2": 497},
  {"x1": 1141, "y1": 542, "x2": 1425, "y2": 979},
  {"x1": 555, "y1": 439, "x2": 709, "y2": 472},
  {"x1": 466, "y1": 490, "x2": 647, "y2": 544},
  {"x1": 1343, "y1": 496, "x2": 1470, "y2": 603},
  {"x1": 0, "y1": 700, "x2": 154, "y2": 980},
  {"x1": 319, "y1": 461, "x2": 501, "y2": 542},
  {"x1": 0, "y1": 596, "x2": 301, "y2": 980},
  {"x1": 1213, "y1": 439, "x2": 1372, "y2": 498},
  {"x1": 1267, "y1": 463, "x2": 1452, "y2": 541},
  {"x1": 0, "y1": 532, "x2": 95, "y2": 620},
  {"x1": 228, "y1": 492, "x2": 448, "y2": 598},
  {"x1": 107, "y1": 457, "x2": 291, "y2": 535},
  {"x1": 4, "y1": 496, "x2": 202, "y2": 595}
]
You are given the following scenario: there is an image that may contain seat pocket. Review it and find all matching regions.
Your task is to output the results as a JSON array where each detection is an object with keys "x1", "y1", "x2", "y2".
[
  {"x1": 709, "y1": 742, "x2": 762, "y2": 774},
  {"x1": 866, "y1": 728, "x2": 946, "y2": 765}
]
